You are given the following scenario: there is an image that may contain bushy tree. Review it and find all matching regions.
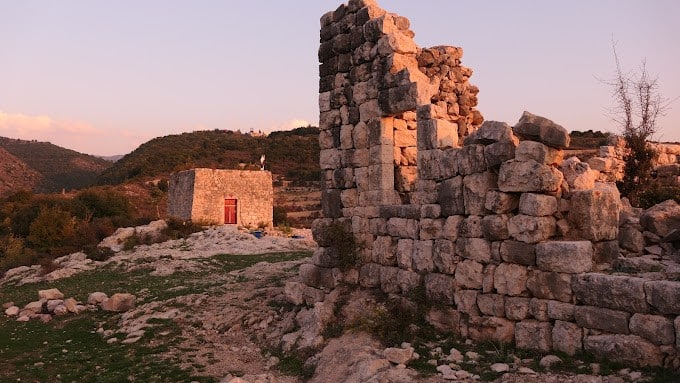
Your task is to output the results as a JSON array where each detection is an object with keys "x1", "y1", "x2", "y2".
[{"x1": 607, "y1": 43, "x2": 672, "y2": 206}]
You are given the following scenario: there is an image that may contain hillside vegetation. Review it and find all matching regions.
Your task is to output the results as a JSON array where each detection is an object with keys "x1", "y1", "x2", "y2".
[
  {"x1": 0, "y1": 137, "x2": 112, "y2": 193},
  {"x1": 97, "y1": 127, "x2": 321, "y2": 186}
]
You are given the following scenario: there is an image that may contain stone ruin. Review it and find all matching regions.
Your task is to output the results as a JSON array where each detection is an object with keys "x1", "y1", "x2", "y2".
[{"x1": 296, "y1": 0, "x2": 680, "y2": 369}]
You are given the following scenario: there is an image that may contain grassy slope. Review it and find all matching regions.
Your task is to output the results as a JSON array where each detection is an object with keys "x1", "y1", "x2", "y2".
[{"x1": 0, "y1": 251, "x2": 311, "y2": 383}]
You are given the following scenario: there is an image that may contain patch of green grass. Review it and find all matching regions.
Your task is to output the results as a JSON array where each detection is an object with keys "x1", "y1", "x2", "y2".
[
  {"x1": 0, "y1": 314, "x2": 214, "y2": 383},
  {"x1": 0, "y1": 250, "x2": 313, "y2": 382}
]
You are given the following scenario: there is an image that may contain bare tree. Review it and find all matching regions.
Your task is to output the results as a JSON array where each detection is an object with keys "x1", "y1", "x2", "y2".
[{"x1": 607, "y1": 42, "x2": 671, "y2": 206}]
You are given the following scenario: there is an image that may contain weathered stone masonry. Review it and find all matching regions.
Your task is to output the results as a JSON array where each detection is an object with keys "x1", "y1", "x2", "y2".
[
  {"x1": 300, "y1": 0, "x2": 680, "y2": 369},
  {"x1": 168, "y1": 169, "x2": 273, "y2": 227}
]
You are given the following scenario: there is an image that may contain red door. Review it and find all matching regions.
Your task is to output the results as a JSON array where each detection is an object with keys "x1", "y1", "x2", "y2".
[{"x1": 224, "y1": 199, "x2": 237, "y2": 224}]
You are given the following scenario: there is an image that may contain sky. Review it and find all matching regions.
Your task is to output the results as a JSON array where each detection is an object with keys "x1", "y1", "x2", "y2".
[{"x1": 1, "y1": 0, "x2": 678, "y2": 156}]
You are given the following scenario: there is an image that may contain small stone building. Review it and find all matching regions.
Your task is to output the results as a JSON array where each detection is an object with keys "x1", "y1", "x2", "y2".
[{"x1": 168, "y1": 168, "x2": 273, "y2": 227}]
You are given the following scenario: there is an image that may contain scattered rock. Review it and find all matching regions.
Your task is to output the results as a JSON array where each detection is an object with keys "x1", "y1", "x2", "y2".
[
  {"x1": 4, "y1": 306, "x2": 19, "y2": 316},
  {"x1": 101, "y1": 293, "x2": 136, "y2": 312},
  {"x1": 38, "y1": 288, "x2": 64, "y2": 300},
  {"x1": 491, "y1": 363, "x2": 510, "y2": 373},
  {"x1": 540, "y1": 355, "x2": 563, "y2": 369}
]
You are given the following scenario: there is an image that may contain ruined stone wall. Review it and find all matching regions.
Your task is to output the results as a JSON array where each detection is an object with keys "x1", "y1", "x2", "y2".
[
  {"x1": 302, "y1": 0, "x2": 680, "y2": 369},
  {"x1": 168, "y1": 169, "x2": 273, "y2": 227}
]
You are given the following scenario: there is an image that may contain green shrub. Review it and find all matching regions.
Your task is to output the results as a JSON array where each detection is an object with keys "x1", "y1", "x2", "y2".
[
  {"x1": 26, "y1": 206, "x2": 77, "y2": 255},
  {"x1": 637, "y1": 185, "x2": 680, "y2": 209},
  {"x1": 160, "y1": 218, "x2": 205, "y2": 241},
  {"x1": 325, "y1": 222, "x2": 357, "y2": 270},
  {"x1": 273, "y1": 206, "x2": 288, "y2": 226}
]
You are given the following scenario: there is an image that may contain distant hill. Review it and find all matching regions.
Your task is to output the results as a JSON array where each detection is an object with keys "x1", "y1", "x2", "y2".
[
  {"x1": 0, "y1": 137, "x2": 113, "y2": 194},
  {"x1": 97, "y1": 127, "x2": 321, "y2": 185},
  {"x1": 0, "y1": 147, "x2": 43, "y2": 196}
]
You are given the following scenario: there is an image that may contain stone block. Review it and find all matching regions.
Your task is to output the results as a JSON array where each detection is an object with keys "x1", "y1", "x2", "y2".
[
  {"x1": 619, "y1": 226, "x2": 645, "y2": 253},
  {"x1": 515, "y1": 320, "x2": 553, "y2": 352},
  {"x1": 513, "y1": 111, "x2": 570, "y2": 149},
  {"x1": 425, "y1": 273, "x2": 456, "y2": 305},
  {"x1": 485, "y1": 142, "x2": 518, "y2": 168},
  {"x1": 552, "y1": 321, "x2": 582, "y2": 356},
  {"x1": 585, "y1": 334, "x2": 663, "y2": 367},
  {"x1": 386, "y1": 217, "x2": 419, "y2": 239},
  {"x1": 300, "y1": 264, "x2": 338, "y2": 290},
  {"x1": 369, "y1": 144, "x2": 394, "y2": 165},
  {"x1": 379, "y1": 266, "x2": 400, "y2": 294},
  {"x1": 418, "y1": 149, "x2": 443, "y2": 180},
  {"x1": 498, "y1": 160, "x2": 563, "y2": 193},
  {"x1": 494, "y1": 263, "x2": 529, "y2": 296},
  {"x1": 500, "y1": 240, "x2": 536, "y2": 266},
  {"x1": 575, "y1": 305, "x2": 630, "y2": 334},
  {"x1": 366, "y1": 117, "x2": 392, "y2": 147},
  {"x1": 358, "y1": 263, "x2": 382, "y2": 288},
  {"x1": 455, "y1": 238, "x2": 491, "y2": 263},
  {"x1": 515, "y1": 141, "x2": 564, "y2": 165},
  {"x1": 481, "y1": 215, "x2": 511, "y2": 241},
  {"x1": 547, "y1": 301, "x2": 575, "y2": 321},
  {"x1": 368, "y1": 164, "x2": 394, "y2": 190},
  {"x1": 321, "y1": 189, "x2": 344, "y2": 218},
  {"x1": 529, "y1": 298, "x2": 550, "y2": 321},
  {"x1": 464, "y1": 120, "x2": 515, "y2": 144},
  {"x1": 519, "y1": 194, "x2": 558, "y2": 217},
  {"x1": 460, "y1": 215, "x2": 483, "y2": 238},
  {"x1": 485, "y1": 191, "x2": 520, "y2": 214},
  {"x1": 463, "y1": 172, "x2": 498, "y2": 215},
  {"x1": 629, "y1": 313, "x2": 675, "y2": 345},
  {"x1": 483, "y1": 264, "x2": 496, "y2": 293},
  {"x1": 526, "y1": 270, "x2": 572, "y2": 303},
  {"x1": 587, "y1": 156, "x2": 614, "y2": 172},
  {"x1": 468, "y1": 316, "x2": 515, "y2": 343},
  {"x1": 420, "y1": 218, "x2": 443, "y2": 240},
  {"x1": 426, "y1": 307, "x2": 462, "y2": 335},
  {"x1": 454, "y1": 290, "x2": 480, "y2": 316},
  {"x1": 476, "y1": 293, "x2": 506, "y2": 318},
  {"x1": 372, "y1": 236, "x2": 397, "y2": 266},
  {"x1": 458, "y1": 145, "x2": 487, "y2": 176},
  {"x1": 505, "y1": 297, "x2": 531, "y2": 321},
  {"x1": 442, "y1": 215, "x2": 464, "y2": 241},
  {"x1": 433, "y1": 239, "x2": 457, "y2": 275},
  {"x1": 536, "y1": 241, "x2": 593, "y2": 274},
  {"x1": 560, "y1": 157, "x2": 598, "y2": 191},
  {"x1": 644, "y1": 280, "x2": 680, "y2": 315},
  {"x1": 568, "y1": 189, "x2": 620, "y2": 242},
  {"x1": 312, "y1": 247, "x2": 341, "y2": 268},
  {"x1": 417, "y1": 118, "x2": 459, "y2": 150},
  {"x1": 593, "y1": 240, "x2": 620, "y2": 270},
  {"x1": 320, "y1": 149, "x2": 342, "y2": 170},
  {"x1": 439, "y1": 176, "x2": 465, "y2": 216},
  {"x1": 572, "y1": 274, "x2": 649, "y2": 313},
  {"x1": 507, "y1": 215, "x2": 556, "y2": 243},
  {"x1": 420, "y1": 204, "x2": 441, "y2": 219},
  {"x1": 640, "y1": 200, "x2": 680, "y2": 238},
  {"x1": 412, "y1": 240, "x2": 435, "y2": 272},
  {"x1": 380, "y1": 82, "x2": 419, "y2": 115},
  {"x1": 396, "y1": 239, "x2": 414, "y2": 270},
  {"x1": 455, "y1": 260, "x2": 484, "y2": 290}
]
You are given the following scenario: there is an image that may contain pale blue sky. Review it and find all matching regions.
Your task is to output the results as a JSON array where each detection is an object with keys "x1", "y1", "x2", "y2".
[{"x1": 1, "y1": 0, "x2": 678, "y2": 156}]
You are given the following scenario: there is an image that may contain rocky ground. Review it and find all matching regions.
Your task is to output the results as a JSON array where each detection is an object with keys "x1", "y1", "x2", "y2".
[{"x1": 0, "y1": 225, "x2": 672, "y2": 382}]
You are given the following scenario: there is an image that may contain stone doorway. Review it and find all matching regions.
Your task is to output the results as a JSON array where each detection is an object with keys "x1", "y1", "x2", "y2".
[{"x1": 224, "y1": 199, "x2": 238, "y2": 224}]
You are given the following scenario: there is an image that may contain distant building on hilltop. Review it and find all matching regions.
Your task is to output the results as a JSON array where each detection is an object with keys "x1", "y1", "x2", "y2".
[{"x1": 168, "y1": 168, "x2": 273, "y2": 227}]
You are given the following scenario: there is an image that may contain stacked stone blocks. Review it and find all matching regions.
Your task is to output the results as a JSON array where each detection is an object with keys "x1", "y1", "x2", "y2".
[{"x1": 303, "y1": 0, "x2": 680, "y2": 369}]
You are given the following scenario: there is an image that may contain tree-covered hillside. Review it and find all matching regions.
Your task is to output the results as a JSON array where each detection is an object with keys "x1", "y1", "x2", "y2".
[{"x1": 97, "y1": 127, "x2": 320, "y2": 185}]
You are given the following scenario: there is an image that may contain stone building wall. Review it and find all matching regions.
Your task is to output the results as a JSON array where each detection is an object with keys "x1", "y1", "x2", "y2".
[
  {"x1": 299, "y1": 0, "x2": 680, "y2": 369},
  {"x1": 168, "y1": 168, "x2": 273, "y2": 227}
]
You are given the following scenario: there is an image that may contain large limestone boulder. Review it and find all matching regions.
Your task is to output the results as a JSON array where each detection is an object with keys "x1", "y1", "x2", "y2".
[
  {"x1": 498, "y1": 160, "x2": 563, "y2": 193},
  {"x1": 640, "y1": 200, "x2": 680, "y2": 238},
  {"x1": 513, "y1": 111, "x2": 570, "y2": 149},
  {"x1": 560, "y1": 157, "x2": 598, "y2": 191},
  {"x1": 585, "y1": 334, "x2": 663, "y2": 367},
  {"x1": 98, "y1": 220, "x2": 168, "y2": 252},
  {"x1": 568, "y1": 187, "x2": 620, "y2": 242},
  {"x1": 38, "y1": 288, "x2": 64, "y2": 301},
  {"x1": 101, "y1": 293, "x2": 136, "y2": 312}
]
